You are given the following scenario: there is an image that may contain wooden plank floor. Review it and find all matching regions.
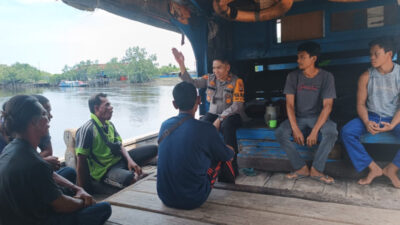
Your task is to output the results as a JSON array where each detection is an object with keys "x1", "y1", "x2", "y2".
[
  {"x1": 105, "y1": 205, "x2": 211, "y2": 225},
  {"x1": 104, "y1": 173, "x2": 400, "y2": 225},
  {"x1": 220, "y1": 170, "x2": 400, "y2": 210}
]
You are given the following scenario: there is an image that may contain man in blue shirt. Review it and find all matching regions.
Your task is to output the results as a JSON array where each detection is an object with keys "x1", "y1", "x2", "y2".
[{"x1": 157, "y1": 82, "x2": 234, "y2": 209}]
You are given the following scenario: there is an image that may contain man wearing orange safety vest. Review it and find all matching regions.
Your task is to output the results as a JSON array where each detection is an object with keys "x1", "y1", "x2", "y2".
[{"x1": 172, "y1": 48, "x2": 244, "y2": 183}]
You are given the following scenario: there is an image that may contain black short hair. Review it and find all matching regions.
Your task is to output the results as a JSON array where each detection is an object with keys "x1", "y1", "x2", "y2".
[
  {"x1": 214, "y1": 53, "x2": 230, "y2": 65},
  {"x1": 32, "y1": 94, "x2": 49, "y2": 107},
  {"x1": 88, "y1": 93, "x2": 107, "y2": 114},
  {"x1": 173, "y1": 82, "x2": 197, "y2": 111},
  {"x1": 297, "y1": 41, "x2": 321, "y2": 60},
  {"x1": 3, "y1": 95, "x2": 43, "y2": 134},
  {"x1": 369, "y1": 37, "x2": 396, "y2": 53}
]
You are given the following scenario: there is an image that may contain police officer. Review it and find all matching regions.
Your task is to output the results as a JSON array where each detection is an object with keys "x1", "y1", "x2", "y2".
[{"x1": 172, "y1": 48, "x2": 244, "y2": 182}]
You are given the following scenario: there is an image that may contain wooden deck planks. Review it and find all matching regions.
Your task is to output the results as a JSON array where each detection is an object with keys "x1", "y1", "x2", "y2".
[
  {"x1": 291, "y1": 178, "x2": 325, "y2": 194},
  {"x1": 256, "y1": 172, "x2": 400, "y2": 210},
  {"x1": 107, "y1": 189, "x2": 345, "y2": 225},
  {"x1": 264, "y1": 172, "x2": 296, "y2": 190},
  {"x1": 106, "y1": 205, "x2": 212, "y2": 225},
  {"x1": 321, "y1": 178, "x2": 347, "y2": 200},
  {"x1": 345, "y1": 178, "x2": 400, "y2": 208},
  {"x1": 106, "y1": 179, "x2": 400, "y2": 225},
  {"x1": 235, "y1": 171, "x2": 271, "y2": 186},
  {"x1": 208, "y1": 189, "x2": 400, "y2": 225}
]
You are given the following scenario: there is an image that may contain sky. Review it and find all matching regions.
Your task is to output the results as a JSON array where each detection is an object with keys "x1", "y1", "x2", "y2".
[{"x1": 0, "y1": 0, "x2": 196, "y2": 74}]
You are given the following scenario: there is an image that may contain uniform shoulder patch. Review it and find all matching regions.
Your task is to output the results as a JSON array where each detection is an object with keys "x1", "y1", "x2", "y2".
[
  {"x1": 233, "y1": 78, "x2": 245, "y2": 102},
  {"x1": 236, "y1": 79, "x2": 244, "y2": 91}
]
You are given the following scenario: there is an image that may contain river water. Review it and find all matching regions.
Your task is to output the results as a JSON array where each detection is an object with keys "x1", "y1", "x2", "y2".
[{"x1": 0, "y1": 82, "x2": 180, "y2": 157}]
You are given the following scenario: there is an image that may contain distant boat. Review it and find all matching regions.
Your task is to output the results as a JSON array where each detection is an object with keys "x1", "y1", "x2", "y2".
[{"x1": 59, "y1": 80, "x2": 89, "y2": 87}]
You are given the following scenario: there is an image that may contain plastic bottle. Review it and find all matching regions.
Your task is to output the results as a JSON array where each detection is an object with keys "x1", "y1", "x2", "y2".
[{"x1": 265, "y1": 104, "x2": 277, "y2": 128}]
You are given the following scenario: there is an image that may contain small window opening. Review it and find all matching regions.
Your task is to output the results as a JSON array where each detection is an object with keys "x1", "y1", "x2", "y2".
[{"x1": 276, "y1": 19, "x2": 282, "y2": 43}]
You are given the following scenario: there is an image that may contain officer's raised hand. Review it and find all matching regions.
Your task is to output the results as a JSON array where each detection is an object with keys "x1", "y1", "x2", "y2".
[{"x1": 172, "y1": 48, "x2": 185, "y2": 66}]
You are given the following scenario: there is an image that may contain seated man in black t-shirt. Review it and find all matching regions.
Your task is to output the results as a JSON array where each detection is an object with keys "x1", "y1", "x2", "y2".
[
  {"x1": 0, "y1": 95, "x2": 111, "y2": 225},
  {"x1": 0, "y1": 95, "x2": 78, "y2": 195},
  {"x1": 32, "y1": 95, "x2": 77, "y2": 187},
  {"x1": 275, "y1": 42, "x2": 338, "y2": 184}
]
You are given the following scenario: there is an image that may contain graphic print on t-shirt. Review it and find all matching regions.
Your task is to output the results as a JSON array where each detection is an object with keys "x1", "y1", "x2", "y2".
[{"x1": 298, "y1": 84, "x2": 319, "y2": 91}]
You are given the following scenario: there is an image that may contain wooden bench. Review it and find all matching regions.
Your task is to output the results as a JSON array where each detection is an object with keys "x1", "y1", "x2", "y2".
[{"x1": 236, "y1": 128, "x2": 400, "y2": 178}]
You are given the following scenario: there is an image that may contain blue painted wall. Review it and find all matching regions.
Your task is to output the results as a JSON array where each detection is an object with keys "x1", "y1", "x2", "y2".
[
  {"x1": 171, "y1": 0, "x2": 400, "y2": 114},
  {"x1": 231, "y1": 0, "x2": 400, "y2": 64}
]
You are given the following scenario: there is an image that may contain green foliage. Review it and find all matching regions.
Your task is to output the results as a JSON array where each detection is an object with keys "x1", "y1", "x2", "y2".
[
  {"x1": 0, "y1": 46, "x2": 177, "y2": 85},
  {"x1": 158, "y1": 63, "x2": 180, "y2": 75},
  {"x1": 122, "y1": 47, "x2": 159, "y2": 83},
  {"x1": 59, "y1": 46, "x2": 160, "y2": 83},
  {"x1": 0, "y1": 63, "x2": 50, "y2": 87},
  {"x1": 104, "y1": 57, "x2": 124, "y2": 79}
]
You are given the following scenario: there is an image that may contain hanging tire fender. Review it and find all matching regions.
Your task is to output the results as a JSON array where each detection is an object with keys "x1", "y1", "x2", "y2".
[{"x1": 213, "y1": 0, "x2": 294, "y2": 22}]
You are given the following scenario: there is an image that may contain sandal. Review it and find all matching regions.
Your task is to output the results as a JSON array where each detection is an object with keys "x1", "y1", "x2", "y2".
[
  {"x1": 310, "y1": 175, "x2": 335, "y2": 185},
  {"x1": 286, "y1": 172, "x2": 308, "y2": 180}
]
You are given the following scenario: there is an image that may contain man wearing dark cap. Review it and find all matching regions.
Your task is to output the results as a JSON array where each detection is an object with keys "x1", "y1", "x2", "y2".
[{"x1": 157, "y1": 82, "x2": 234, "y2": 209}]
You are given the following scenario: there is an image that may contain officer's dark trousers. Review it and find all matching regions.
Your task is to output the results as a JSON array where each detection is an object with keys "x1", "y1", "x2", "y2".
[{"x1": 201, "y1": 113, "x2": 242, "y2": 182}]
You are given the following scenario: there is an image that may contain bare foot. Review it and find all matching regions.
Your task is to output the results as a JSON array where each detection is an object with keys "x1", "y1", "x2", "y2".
[
  {"x1": 383, "y1": 163, "x2": 400, "y2": 188},
  {"x1": 358, "y1": 162, "x2": 383, "y2": 185},
  {"x1": 310, "y1": 167, "x2": 335, "y2": 184},
  {"x1": 136, "y1": 173, "x2": 149, "y2": 180},
  {"x1": 286, "y1": 165, "x2": 310, "y2": 179},
  {"x1": 130, "y1": 173, "x2": 149, "y2": 185}
]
